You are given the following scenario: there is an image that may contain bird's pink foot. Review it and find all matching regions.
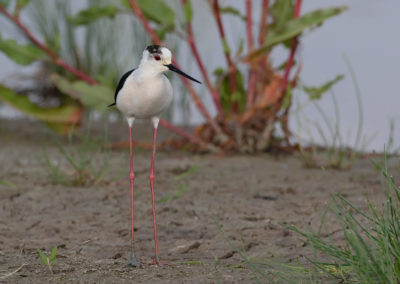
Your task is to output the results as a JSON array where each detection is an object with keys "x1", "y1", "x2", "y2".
[{"x1": 148, "y1": 258, "x2": 170, "y2": 267}]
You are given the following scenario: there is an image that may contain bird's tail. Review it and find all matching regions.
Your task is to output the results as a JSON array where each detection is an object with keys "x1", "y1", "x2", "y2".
[{"x1": 108, "y1": 103, "x2": 116, "y2": 107}]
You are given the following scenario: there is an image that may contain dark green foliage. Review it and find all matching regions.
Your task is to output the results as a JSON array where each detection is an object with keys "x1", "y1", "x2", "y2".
[
  {"x1": 249, "y1": 6, "x2": 347, "y2": 60},
  {"x1": 269, "y1": 0, "x2": 294, "y2": 44},
  {"x1": 214, "y1": 68, "x2": 246, "y2": 113},
  {"x1": 69, "y1": 5, "x2": 120, "y2": 26},
  {"x1": 0, "y1": 33, "x2": 46, "y2": 65},
  {"x1": 184, "y1": 0, "x2": 192, "y2": 23},
  {"x1": 0, "y1": 85, "x2": 81, "y2": 133},
  {"x1": 120, "y1": 0, "x2": 174, "y2": 39},
  {"x1": 219, "y1": 5, "x2": 246, "y2": 21}
]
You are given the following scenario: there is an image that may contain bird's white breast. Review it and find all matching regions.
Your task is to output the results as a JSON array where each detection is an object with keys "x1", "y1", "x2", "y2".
[{"x1": 116, "y1": 72, "x2": 173, "y2": 120}]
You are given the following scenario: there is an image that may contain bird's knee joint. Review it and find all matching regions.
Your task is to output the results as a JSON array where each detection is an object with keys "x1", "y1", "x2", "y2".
[
  {"x1": 149, "y1": 174, "x2": 155, "y2": 182},
  {"x1": 129, "y1": 172, "x2": 135, "y2": 180}
]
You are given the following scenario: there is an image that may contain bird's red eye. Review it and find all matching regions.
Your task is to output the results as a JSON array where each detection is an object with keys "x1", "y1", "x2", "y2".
[{"x1": 154, "y1": 55, "x2": 161, "y2": 61}]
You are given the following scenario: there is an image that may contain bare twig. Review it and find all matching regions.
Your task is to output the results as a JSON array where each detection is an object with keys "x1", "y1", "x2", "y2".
[
  {"x1": 258, "y1": 0, "x2": 269, "y2": 46},
  {"x1": 279, "y1": 0, "x2": 303, "y2": 144},
  {"x1": 129, "y1": 0, "x2": 228, "y2": 141},
  {"x1": 245, "y1": 0, "x2": 254, "y2": 55},
  {"x1": 181, "y1": 0, "x2": 224, "y2": 117},
  {"x1": 128, "y1": 0, "x2": 160, "y2": 44},
  {"x1": 211, "y1": 0, "x2": 234, "y2": 71},
  {"x1": 0, "y1": 263, "x2": 27, "y2": 280},
  {"x1": 211, "y1": 0, "x2": 237, "y2": 101},
  {"x1": 245, "y1": 0, "x2": 256, "y2": 108},
  {"x1": 160, "y1": 120, "x2": 220, "y2": 152},
  {"x1": 0, "y1": 4, "x2": 96, "y2": 85},
  {"x1": 280, "y1": 0, "x2": 302, "y2": 93}
]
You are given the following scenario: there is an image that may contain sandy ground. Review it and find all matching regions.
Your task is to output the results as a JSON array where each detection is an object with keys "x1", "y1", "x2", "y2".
[{"x1": 0, "y1": 119, "x2": 386, "y2": 283}]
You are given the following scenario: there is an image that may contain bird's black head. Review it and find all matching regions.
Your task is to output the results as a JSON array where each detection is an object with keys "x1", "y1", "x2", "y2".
[{"x1": 146, "y1": 45, "x2": 162, "y2": 55}]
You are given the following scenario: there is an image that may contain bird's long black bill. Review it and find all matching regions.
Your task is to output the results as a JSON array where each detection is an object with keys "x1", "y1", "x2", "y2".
[{"x1": 165, "y1": 64, "x2": 201, "y2": 84}]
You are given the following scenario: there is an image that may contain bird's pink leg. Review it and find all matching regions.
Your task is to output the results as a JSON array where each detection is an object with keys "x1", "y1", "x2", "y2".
[
  {"x1": 126, "y1": 126, "x2": 141, "y2": 267},
  {"x1": 148, "y1": 126, "x2": 169, "y2": 267}
]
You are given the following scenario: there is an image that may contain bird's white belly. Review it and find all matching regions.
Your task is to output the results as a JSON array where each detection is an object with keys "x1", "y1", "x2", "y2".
[{"x1": 116, "y1": 75, "x2": 173, "y2": 119}]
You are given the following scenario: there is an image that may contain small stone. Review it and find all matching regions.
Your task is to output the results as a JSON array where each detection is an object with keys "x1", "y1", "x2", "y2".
[{"x1": 168, "y1": 240, "x2": 200, "y2": 254}]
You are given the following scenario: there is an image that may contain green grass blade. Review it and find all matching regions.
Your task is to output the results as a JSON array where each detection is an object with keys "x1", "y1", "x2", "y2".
[{"x1": 49, "y1": 246, "x2": 57, "y2": 262}]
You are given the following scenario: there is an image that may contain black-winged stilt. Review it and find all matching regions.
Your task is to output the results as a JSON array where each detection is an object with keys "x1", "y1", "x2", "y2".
[{"x1": 109, "y1": 45, "x2": 201, "y2": 267}]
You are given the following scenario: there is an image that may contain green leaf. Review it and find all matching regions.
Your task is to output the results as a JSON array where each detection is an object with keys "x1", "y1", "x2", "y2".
[
  {"x1": 16, "y1": 0, "x2": 31, "y2": 10},
  {"x1": 173, "y1": 184, "x2": 188, "y2": 199},
  {"x1": 214, "y1": 68, "x2": 246, "y2": 113},
  {"x1": 0, "y1": 33, "x2": 46, "y2": 65},
  {"x1": 276, "y1": 59, "x2": 297, "y2": 71},
  {"x1": 184, "y1": 0, "x2": 192, "y2": 23},
  {"x1": 0, "y1": 0, "x2": 10, "y2": 7},
  {"x1": 155, "y1": 26, "x2": 169, "y2": 41},
  {"x1": 235, "y1": 38, "x2": 245, "y2": 56},
  {"x1": 157, "y1": 195, "x2": 172, "y2": 204},
  {"x1": 269, "y1": 0, "x2": 294, "y2": 48},
  {"x1": 222, "y1": 38, "x2": 231, "y2": 54},
  {"x1": 69, "y1": 5, "x2": 120, "y2": 26},
  {"x1": 50, "y1": 74, "x2": 113, "y2": 113},
  {"x1": 248, "y1": 6, "x2": 348, "y2": 61},
  {"x1": 269, "y1": 0, "x2": 294, "y2": 32},
  {"x1": 49, "y1": 246, "x2": 57, "y2": 263},
  {"x1": 139, "y1": 0, "x2": 175, "y2": 29},
  {"x1": 0, "y1": 84, "x2": 82, "y2": 133},
  {"x1": 282, "y1": 84, "x2": 293, "y2": 110},
  {"x1": 121, "y1": 0, "x2": 174, "y2": 29},
  {"x1": 219, "y1": 6, "x2": 246, "y2": 21},
  {"x1": 303, "y1": 75, "x2": 344, "y2": 100},
  {"x1": 37, "y1": 249, "x2": 49, "y2": 265},
  {"x1": 174, "y1": 165, "x2": 198, "y2": 180},
  {"x1": 0, "y1": 179, "x2": 16, "y2": 188}
]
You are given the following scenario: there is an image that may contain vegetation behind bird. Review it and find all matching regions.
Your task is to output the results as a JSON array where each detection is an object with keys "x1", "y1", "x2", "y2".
[{"x1": 0, "y1": 0, "x2": 347, "y2": 153}]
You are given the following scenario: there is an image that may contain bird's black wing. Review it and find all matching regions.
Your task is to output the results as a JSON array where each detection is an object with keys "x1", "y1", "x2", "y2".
[{"x1": 108, "y1": 68, "x2": 136, "y2": 107}]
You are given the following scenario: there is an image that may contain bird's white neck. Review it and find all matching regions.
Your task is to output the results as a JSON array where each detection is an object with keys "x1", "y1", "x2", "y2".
[{"x1": 136, "y1": 60, "x2": 165, "y2": 82}]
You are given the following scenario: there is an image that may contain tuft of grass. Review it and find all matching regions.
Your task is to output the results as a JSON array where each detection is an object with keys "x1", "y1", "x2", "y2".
[
  {"x1": 385, "y1": 118, "x2": 400, "y2": 155},
  {"x1": 157, "y1": 165, "x2": 197, "y2": 203},
  {"x1": 37, "y1": 246, "x2": 57, "y2": 274},
  {"x1": 173, "y1": 260, "x2": 204, "y2": 265},
  {"x1": 157, "y1": 184, "x2": 189, "y2": 204},
  {"x1": 212, "y1": 253, "x2": 222, "y2": 284},
  {"x1": 213, "y1": 219, "x2": 275, "y2": 283},
  {"x1": 174, "y1": 165, "x2": 198, "y2": 180},
  {"x1": 297, "y1": 56, "x2": 374, "y2": 169},
  {"x1": 286, "y1": 153, "x2": 400, "y2": 283},
  {"x1": 0, "y1": 179, "x2": 16, "y2": 188},
  {"x1": 42, "y1": 123, "x2": 112, "y2": 186}
]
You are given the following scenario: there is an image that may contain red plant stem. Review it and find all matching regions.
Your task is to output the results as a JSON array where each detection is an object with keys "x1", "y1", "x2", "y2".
[
  {"x1": 245, "y1": 0, "x2": 256, "y2": 108},
  {"x1": 128, "y1": 0, "x2": 160, "y2": 44},
  {"x1": 211, "y1": 0, "x2": 233, "y2": 68},
  {"x1": 0, "y1": 4, "x2": 211, "y2": 150},
  {"x1": 294, "y1": 0, "x2": 302, "y2": 18},
  {"x1": 211, "y1": 0, "x2": 237, "y2": 96},
  {"x1": 258, "y1": 0, "x2": 269, "y2": 46},
  {"x1": 280, "y1": 0, "x2": 302, "y2": 93},
  {"x1": 245, "y1": 0, "x2": 254, "y2": 56},
  {"x1": 159, "y1": 120, "x2": 206, "y2": 148},
  {"x1": 129, "y1": 0, "x2": 227, "y2": 139},
  {"x1": 181, "y1": 0, "x2": 223, "y2": 117},
  {"x1": 0, "y1": 4, "x2": 96, "y2": 85}
]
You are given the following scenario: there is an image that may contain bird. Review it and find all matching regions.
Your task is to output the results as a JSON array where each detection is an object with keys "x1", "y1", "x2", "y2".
[{"x1": 109, "y1": 45, "x2": 201, "y2": 267}]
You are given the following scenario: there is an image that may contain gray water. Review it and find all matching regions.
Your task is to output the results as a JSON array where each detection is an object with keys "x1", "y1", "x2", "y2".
[{"x1": 0, "y1": 0, "x2": 399, "y2": 152}]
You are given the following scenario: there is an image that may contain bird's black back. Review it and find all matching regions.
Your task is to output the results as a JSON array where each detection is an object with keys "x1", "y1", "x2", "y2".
[{"x1": 108, "y1": 68, "x2": 136, "y2": 107}]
